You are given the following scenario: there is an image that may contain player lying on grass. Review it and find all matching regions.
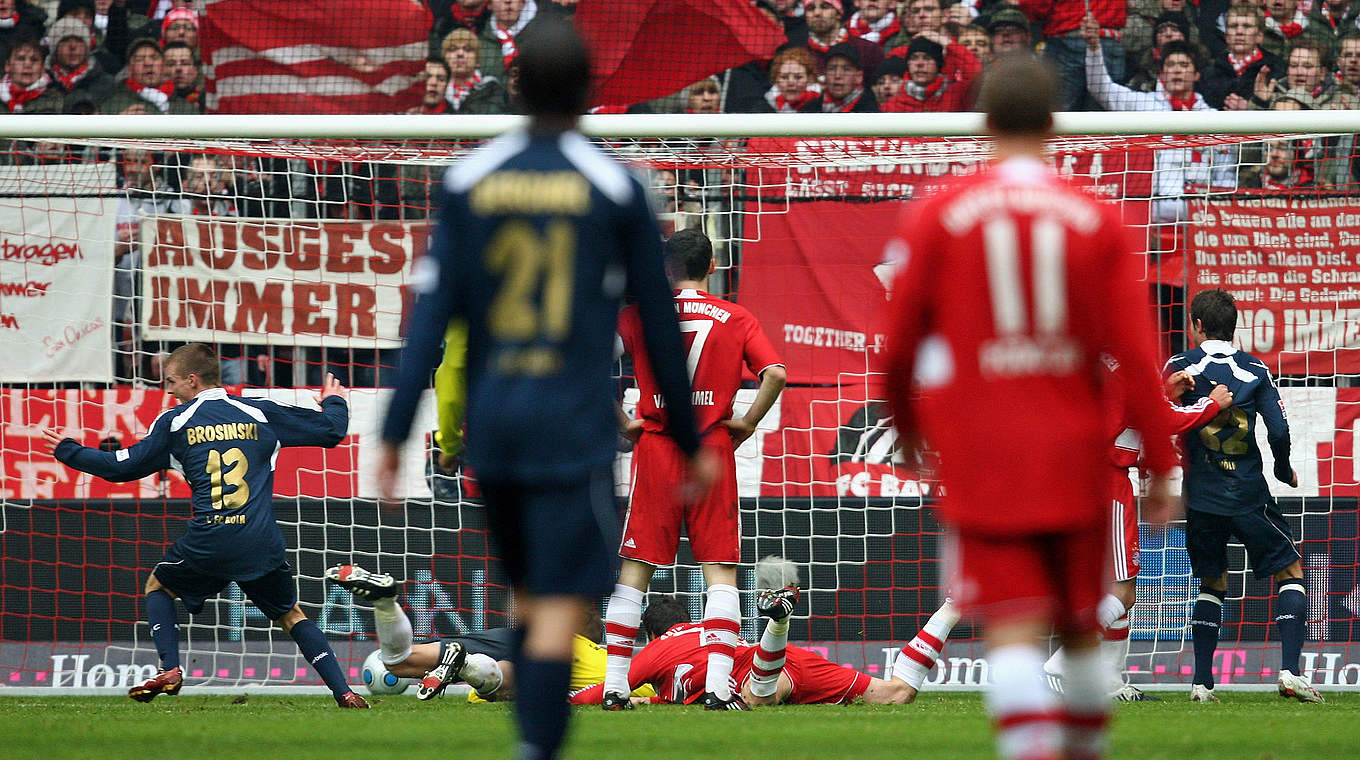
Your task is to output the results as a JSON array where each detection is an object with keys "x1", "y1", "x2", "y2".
[
  {"x1": 44, "y1": 344, "x2": 368, "y2": 707},
  {"x1": 574, "y1": 591, "x2": 959, "y2": 706},
  {"x1": 327, "y1": 564, "x2": 655, "y2": 702}
]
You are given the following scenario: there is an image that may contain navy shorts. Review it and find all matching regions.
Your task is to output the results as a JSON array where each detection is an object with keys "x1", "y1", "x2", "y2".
[
  {"x1": 445, "y1": 627, "x2": 518, "y2": 662},
  {"x1": 1186, "y1": 501, "x2": 1300, "y2": 581},
  {"x1": 153, "y1": 544, "x2": 297, "y2": 619},
  {"x1": 479, "y1": 464, "x2": 619, "y2": 596}
]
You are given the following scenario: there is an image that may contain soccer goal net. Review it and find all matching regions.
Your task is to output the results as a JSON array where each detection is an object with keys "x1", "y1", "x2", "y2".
[{"x1": 1, "y1": 112, "x2": 1357, "y2": 694}]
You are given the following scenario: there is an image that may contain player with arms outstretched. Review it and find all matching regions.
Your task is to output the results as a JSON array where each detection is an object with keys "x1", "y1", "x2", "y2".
[
  {"x1": 1166, "y1": 289, "x2": 1319, "y2": 704},
  {"x1": 603, "y1": 229, "x2": 787, "y2": 711},
  {"x1": 881, "y1": 57, "x2": 1179, "y2": 760},
  {"x1": 377, "y1": 20, "x2": 714, "y2": 760},
  {"x1": 44, "y1": 343, "x2": 366, "y2": 707}
]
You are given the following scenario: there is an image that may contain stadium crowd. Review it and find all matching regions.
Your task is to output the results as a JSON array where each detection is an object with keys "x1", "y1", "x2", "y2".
[{"x1": 2, "y1": 0, "x2": 1356, "y2": 385}]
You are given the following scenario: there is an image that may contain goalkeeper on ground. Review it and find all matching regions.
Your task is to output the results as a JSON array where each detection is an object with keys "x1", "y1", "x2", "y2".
[{"x1": 327, "y1": 563, "x2": 656, "y2": 703}]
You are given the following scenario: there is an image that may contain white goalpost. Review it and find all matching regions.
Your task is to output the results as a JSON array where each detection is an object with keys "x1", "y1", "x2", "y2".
[{"x1": 1, "y1": 110, "x2": 1358, "y2": 695}]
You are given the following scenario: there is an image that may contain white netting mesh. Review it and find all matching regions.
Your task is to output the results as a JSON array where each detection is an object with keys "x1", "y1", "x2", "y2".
[{"x1": 2, "y1": 118, "x2": 1359, "y2": 692}]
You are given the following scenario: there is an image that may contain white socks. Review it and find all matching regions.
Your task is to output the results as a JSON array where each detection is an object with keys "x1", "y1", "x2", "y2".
[
  {"x1": 893, "y1": 599, "x2": 961, "y2": 689},
  {"x1": 749, "y1": 617, "x2": 789, "y2": 698},
  {"x1": 1059, "y1": 646, "x2": 1110, "y2": 760},
  {"x1": 603, "y1": 584, "x2": 643, "y2": 697},
  {"x1": 986, "y1": 644, "x2": 1063, "y2": 760},
  {"x1": 703, "y1": 584, "x2": 741, "y2": 699},
  {"x1": 460, "y1": 652, "x2": 504, "y2": 698},
  {"x1": 372, "y1": 597, "x2": 413, "y2": 665}
]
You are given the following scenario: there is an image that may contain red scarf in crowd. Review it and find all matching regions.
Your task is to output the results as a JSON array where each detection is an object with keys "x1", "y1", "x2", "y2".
[
  {"x1": 128, "y1": 77, "x2": 177, "y2": 112},
  {"x1": 447, "y1": 71, "x2": 483, "y2": 109},
  {"x1": 0, "y1": 74, "x2": 50, "y2": 112},
  {"x1": 847, "y1": 11, "x2": 900, "y2": 44},
  {"x1": 50, "y1": 61, "x2": 90, "y2": 91},
  {"x1": 451, "y1": 1, "x2": 487, "y2": 28},
  {"x1": 807, "y1": 27, "x2": 848, "y2": 54},
  {"x1": 422, "y1": 99, "x2": 449, "y2": 114},
  {"x1": 765, "y1": 84, "x2": 819, "y2": 113},
  {"x1": 821, "y1": 86, "x2": 864, "y2": 112},
  {"x1": 1265, "y1": 9, "x2": 1307, "y2": 38},
  {"x1": 0, "y1": 12, "x2": 19, "y2": 28},
  {"x1": 494, "y1": 24, "x2": 518, "y2": 67},
  {"x1": 1227, "y1": 48, "x2": 1263, "y2": 76},
  {"x1": 1165, "y1": 89, "x2": 1200, "y2": 110}
]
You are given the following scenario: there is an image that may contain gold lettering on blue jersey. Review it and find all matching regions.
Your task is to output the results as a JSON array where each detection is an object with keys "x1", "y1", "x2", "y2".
[
  {"x1": 185, "y1": 422, "x2": 259, "y2": 446},
  {"x1": 496, "y1": 347, "x2": 563, "y2": 376},
  {"x1": 471, "y1": 171, "x2": 590, "y2": 216}
]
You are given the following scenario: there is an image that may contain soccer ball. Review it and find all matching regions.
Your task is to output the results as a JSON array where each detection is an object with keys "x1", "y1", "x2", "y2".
[{"x1": 361, "y1": 649, "x2": 413, "y2": 695}]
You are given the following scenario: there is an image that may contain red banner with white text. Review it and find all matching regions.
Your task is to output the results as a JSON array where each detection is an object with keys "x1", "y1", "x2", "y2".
[{"x1": 1187, "y1": 195, "x2": 1360, "y2": 375}]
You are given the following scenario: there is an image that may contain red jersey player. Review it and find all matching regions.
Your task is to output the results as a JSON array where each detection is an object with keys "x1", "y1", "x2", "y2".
[
  {"x1": 577, "y1": 594, "x2": 959, "y2": 707},
  {"x1": 1045, "y1": 360, "x2": 1230, "y2": 701},
  {"x1": 603, "y1": 229, "x2": 787, "y2": 711},
  {"x1": 881, "y1": 58, "x2": 1179, "y2": 760}
]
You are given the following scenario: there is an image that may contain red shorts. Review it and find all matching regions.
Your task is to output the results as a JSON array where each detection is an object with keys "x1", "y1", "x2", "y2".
[
  {"x1": 735, "y1": 645, "x2": 872, "y2": 705},
  {"x1": 947, "y1": 521, "x2": 1108, "y2": 635},
  {"x1": 1111, "y1": 468, "x2": 1140, "y2": 582},
  {"x1": 620, "y1": 429, "x2": 738, "y2": 566}
]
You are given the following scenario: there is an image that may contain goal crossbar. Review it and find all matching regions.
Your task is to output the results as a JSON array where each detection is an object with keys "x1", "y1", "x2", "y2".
[{"x1": 0, "y1": 110, "x2": 1356, "y2": 140}]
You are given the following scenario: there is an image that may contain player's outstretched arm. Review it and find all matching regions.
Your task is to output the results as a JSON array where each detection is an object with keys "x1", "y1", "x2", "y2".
[
  {"x1": 1257, "y1": 368, "x2": 1297, "y2": 487},
  {"x1": 43, "y1": 420, "x2": 172, "y2": 482},
  {"x1": 262, "y1": 373, "x2": 350, "y2": 448}
]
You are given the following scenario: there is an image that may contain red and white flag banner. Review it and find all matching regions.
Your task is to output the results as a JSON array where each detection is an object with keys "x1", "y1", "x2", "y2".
[{"x1": 201, "y1": 0, "x2": 431, "y2": 114}]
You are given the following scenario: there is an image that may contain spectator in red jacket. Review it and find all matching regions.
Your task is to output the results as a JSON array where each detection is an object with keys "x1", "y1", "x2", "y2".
[
  {"x1": 882, "y1": 36, "x2": 974, "y2": 111},
  {"x1": 1019, "y1": 0, "x2": 1127, "y2": 109}
]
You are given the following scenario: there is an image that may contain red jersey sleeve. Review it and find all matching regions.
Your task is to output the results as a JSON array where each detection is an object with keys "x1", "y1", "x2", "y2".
[
  {"x1": 741, "y1": 309, "x2": 784, "y2": 378},
  {"x1": 1169, "y1": 396, "x2": 1220, "y2": 434},
  {"x1": 1094, "y1": 207, "x2": 1177, "y2": 475},
  {"x1": 880, "y1": 203, "x2": 940, "y2": 445},
  {"x1": 617, "y1": 304, "x2": 640, "y2": 359}
]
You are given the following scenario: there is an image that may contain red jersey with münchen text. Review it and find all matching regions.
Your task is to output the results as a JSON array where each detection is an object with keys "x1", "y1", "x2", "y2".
[
  {"x1": 619, "y1": 289, "x2": 783, "y2": 437},
  {"x1": 881, "y1": 157, "x2": 1176, "y2": 536}
]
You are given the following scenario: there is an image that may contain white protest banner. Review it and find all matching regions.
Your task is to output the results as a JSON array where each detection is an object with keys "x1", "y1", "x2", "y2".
[{"x1": 140, "y1": 216, "x2": 424, "y2": 348}]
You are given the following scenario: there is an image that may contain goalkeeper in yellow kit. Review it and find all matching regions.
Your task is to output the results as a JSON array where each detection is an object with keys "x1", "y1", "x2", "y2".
[{"x1": 327, "y1": 323, "x2": 653, "y2": 701}]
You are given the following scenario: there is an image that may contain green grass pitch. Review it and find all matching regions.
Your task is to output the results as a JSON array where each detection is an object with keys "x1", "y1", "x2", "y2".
[{"x1": 2, "y1": 692, "x2": 1354, "y2": 759}]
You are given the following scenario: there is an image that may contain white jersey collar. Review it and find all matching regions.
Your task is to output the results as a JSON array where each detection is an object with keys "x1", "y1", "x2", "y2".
[{"x1": 1201, "y1": 339, "x2": 1236, "y2": 356}]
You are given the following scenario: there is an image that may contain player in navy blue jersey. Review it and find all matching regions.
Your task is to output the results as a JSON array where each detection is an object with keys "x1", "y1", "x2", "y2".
[
  {"x1": 377, "y1": 19, "x2": 715, "y2": 760},
  {"x1": 1166, "y1": 289, "x2": 1322, "y2": 704},
  {"x1": 43, "y1": 343, "x2": 368, "y2": 708}
]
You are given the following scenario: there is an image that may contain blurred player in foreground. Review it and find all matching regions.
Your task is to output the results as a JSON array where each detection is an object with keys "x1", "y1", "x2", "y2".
[
  {"x1": 44, "y1": 343, "x2": 366, "y2": 707},
  {"x1": 577, "y1": 589, "x2": 958, "y2": 706},
  {"x1": 326, "y1": 563, "x2": 655, "y2": 703},
  {"x1": 377, "y1": 19, "x2": 714, "y2": 760},
  {"x1": 603, "y1": 229, "x2": 787, "y2": 711},
  {"x1": 1047, "y1": 362, "x2": 1231, "y2": 700},
  {"x1": 880, "y1": 56, "x2": 1179, "y2": 760},
  {"x1": 1167, "y1": 289, "x2": 1318, "y2": 704}
]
